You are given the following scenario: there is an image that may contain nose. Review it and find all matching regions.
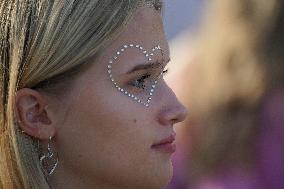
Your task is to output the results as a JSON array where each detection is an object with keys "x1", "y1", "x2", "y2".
[{"x1": 157, "y1": 86, "x2": 188, "y2": 126}]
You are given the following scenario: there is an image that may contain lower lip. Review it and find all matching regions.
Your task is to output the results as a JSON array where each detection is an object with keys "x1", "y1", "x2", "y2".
[{"x1": 151, "y1": 143, "x2": 176, "y2": 154}]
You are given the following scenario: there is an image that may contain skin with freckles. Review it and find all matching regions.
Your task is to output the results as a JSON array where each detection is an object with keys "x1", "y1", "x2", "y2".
[{"x1": 15, "y1": 6, "x2": 187, "y2": 189}]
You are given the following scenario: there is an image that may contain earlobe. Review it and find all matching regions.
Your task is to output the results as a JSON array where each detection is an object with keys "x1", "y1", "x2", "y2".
[{"x1": 14, "y1": 88, "x2": 55, "y2": 139}]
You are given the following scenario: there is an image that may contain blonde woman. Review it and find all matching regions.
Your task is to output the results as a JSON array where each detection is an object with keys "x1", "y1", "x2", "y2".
[{"x1": 0, "y1": 0, "x2": 187, "y2": 188}]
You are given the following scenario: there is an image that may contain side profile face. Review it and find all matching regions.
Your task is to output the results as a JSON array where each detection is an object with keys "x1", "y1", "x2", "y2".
[{"x1": 15, "y1": 5, "x2": 187, "y2": 189}]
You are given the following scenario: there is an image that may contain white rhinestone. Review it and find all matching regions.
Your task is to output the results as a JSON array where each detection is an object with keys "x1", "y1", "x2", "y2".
[
  {"x1": 125, "y1": 91, "x2": 128, "y2": 94},
  {"x1": 150, "y1": 89, "x2": 154, "y2": 92},
  {"x1": 154, "y1": 80, "x2": 158, "y2": 84},
  {"x1": 146, "y1": 104, "x2": 149, "y2": 107},
  {"x1": 152, "y1": 48, "x2": 155, "y2": 51},
  {"x1": 145, "y1": 54, "x2": 149, "y2": 57},
  {"x1": 130, "y1": 44, "x2": 134, "y2": 47},
  {"x1": 143, "y1": 51, "x2": 147, "y2": 54},
  {"x1": 150, "y1": 53, "x2": 154, "y2": 56},
  {"x1": 152, "y1": 85, "x2": 156, "y2": 88},
  {"x1": 139, "y1": 46, "x2": 143, "y2": 50},
  {"x1": 108, "y1": 70, "x2": 111, "y2": 74},
  {"x1": 124, "y1": 45, "x2": 128, "y2": 48},
  {"x1": 117, "y1": 51, "x2": 120, "y2": 55},
  {"x1": 131, "y1": 95, "x2": 134, "y2": 98},
  {"x1": 118, "y1": 87, "x2": 121, "y2": 90},
  {"x1": 121, "y1": 48, "x2": 125, "y2": 52},
  {"x1": 138, "y1": 100, "x2": 141, "y2": 103},
  {"x1": 148, "y1": 97, "x2": 152, "y2": 100},
  {"x1": 114, "y1": 56, "x2": 117, "y2": 59},
  {"x1": 150, "y1": 93, "x2": 153, "y2": 96},
  {"x1": 121, "y1": 89, "x2": 124, "y2": 92},
  {"x1": 111, "y1": 79, "x2": 114, "y2": 82},
  {"x1": 134, "y1": 97, "x2": 138, "y2": 100},
  {"x1": 128, "y1": 94, "x2": 131, "y2": 97},
  {"x1": 109, "y1": 60, "x2": 113, "y2": 64},
  {"x1": 135, "y1": 45, "x2": 139, "y2": 48},
  {"x1": 108, "y1": 65, "x2": 112, "y2": 68},
  {"x1": 148, "y1": 58, "x2": 152, "y2": 61}
]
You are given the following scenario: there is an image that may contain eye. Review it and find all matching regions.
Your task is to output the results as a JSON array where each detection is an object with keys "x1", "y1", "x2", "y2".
[{"x1": 130, "y1": 74, "x2": 151, "y2": 89}]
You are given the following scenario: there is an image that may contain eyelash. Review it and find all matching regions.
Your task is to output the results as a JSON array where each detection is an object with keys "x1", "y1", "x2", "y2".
[
  {"x1": 131, "y1": 74, "x2": 150, "y2": 89},
  {"x1": 162, "y1": 68, "x2": 168, "y2": 76},
  {"x1": 130, "y1": 68, "x2": 169, "y2": 89}
]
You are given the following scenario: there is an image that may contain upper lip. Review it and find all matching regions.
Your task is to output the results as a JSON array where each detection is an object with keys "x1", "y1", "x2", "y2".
[{"x1": 151, "y1": 133, "x2": 176, "y2": 147}]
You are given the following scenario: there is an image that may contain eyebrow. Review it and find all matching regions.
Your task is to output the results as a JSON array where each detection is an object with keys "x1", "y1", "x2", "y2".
[{"x1": 126, "y1": 58, "x2": 170, "y2": 74}]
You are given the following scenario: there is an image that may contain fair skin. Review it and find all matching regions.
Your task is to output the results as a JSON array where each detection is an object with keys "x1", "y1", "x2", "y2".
[{"x1": 14, "y1": 6, "x2": 187, "y2": 189}]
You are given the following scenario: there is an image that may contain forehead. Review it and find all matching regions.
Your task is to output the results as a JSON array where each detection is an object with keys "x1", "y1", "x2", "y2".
[
  {"x1": 125, "y1": 6, "x2": 165, "y2": 41},
  {"x1": 103, "y1": 6, "x2": 169, "y2": 61}
]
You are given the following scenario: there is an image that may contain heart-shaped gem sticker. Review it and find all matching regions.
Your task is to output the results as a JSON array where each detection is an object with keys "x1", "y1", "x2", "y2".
[
  {"x1": 39, "y1": 136, "x2": 58, "y2": 176},
  {"x1": 40, "y1": 151, "x2": 59, "y2": 176},
  {"x1": 107, "y1": 43, "x2": 163, "y2": 107}
]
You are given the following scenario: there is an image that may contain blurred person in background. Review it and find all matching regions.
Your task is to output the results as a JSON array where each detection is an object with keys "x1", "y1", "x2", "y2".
[{"x1": 166, "y1": 0, "x2": 284, "y2": 188}]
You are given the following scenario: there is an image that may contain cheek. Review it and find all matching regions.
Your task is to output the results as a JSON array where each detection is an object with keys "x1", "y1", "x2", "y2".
[
  {"x1": 57, "y1": 76, "x2": 173, "y2": 187},
  {"x1": 58, "y1": 87, "x2": 164, "y2": 181}
]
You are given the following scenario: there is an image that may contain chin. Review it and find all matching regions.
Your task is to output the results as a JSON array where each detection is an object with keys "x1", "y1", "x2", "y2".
[
  {"x1": 162, "y1": 161, "x2": 174, "y2": 187},
  {"x1": 122, "y1": 157, "x2": 174, "y2": 189},
  {"x1": 150, "y1": 160, "x2": 174, "y2": 189}
]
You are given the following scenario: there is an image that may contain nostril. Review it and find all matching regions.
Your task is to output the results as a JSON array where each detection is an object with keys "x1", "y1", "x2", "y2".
[
  {"x1": 170, "y1": 118, "x2": 179, "y2": 125},
  {"x1": 173, "y1": 110, "x2": 187, "y2": 124},
  {"x1": 171, "y1": 104, "x2": 188, "y2": 125}
]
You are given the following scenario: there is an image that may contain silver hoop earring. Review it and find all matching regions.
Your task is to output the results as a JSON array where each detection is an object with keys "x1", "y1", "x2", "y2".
[{"x1": 39, "y1": 136, "x2": 59, "y2": 177}]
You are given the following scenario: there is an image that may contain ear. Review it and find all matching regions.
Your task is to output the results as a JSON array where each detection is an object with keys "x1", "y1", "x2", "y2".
[{"x1": 14, "y1": 88, "x2": 56, "y2": 140}]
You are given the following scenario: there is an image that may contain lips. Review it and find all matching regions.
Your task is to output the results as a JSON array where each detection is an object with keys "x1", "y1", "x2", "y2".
[{"x1": 151, "y1": 134, "x2": 176, "y2": 154}]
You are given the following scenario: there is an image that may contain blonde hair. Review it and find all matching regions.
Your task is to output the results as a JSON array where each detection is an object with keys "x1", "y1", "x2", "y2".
[
  {"x1": 0, "y1": 0, "x2": 160, "y2": 188},
  {"x1": 186, "y1": 0, "x2": 283, "y2": 178}
]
